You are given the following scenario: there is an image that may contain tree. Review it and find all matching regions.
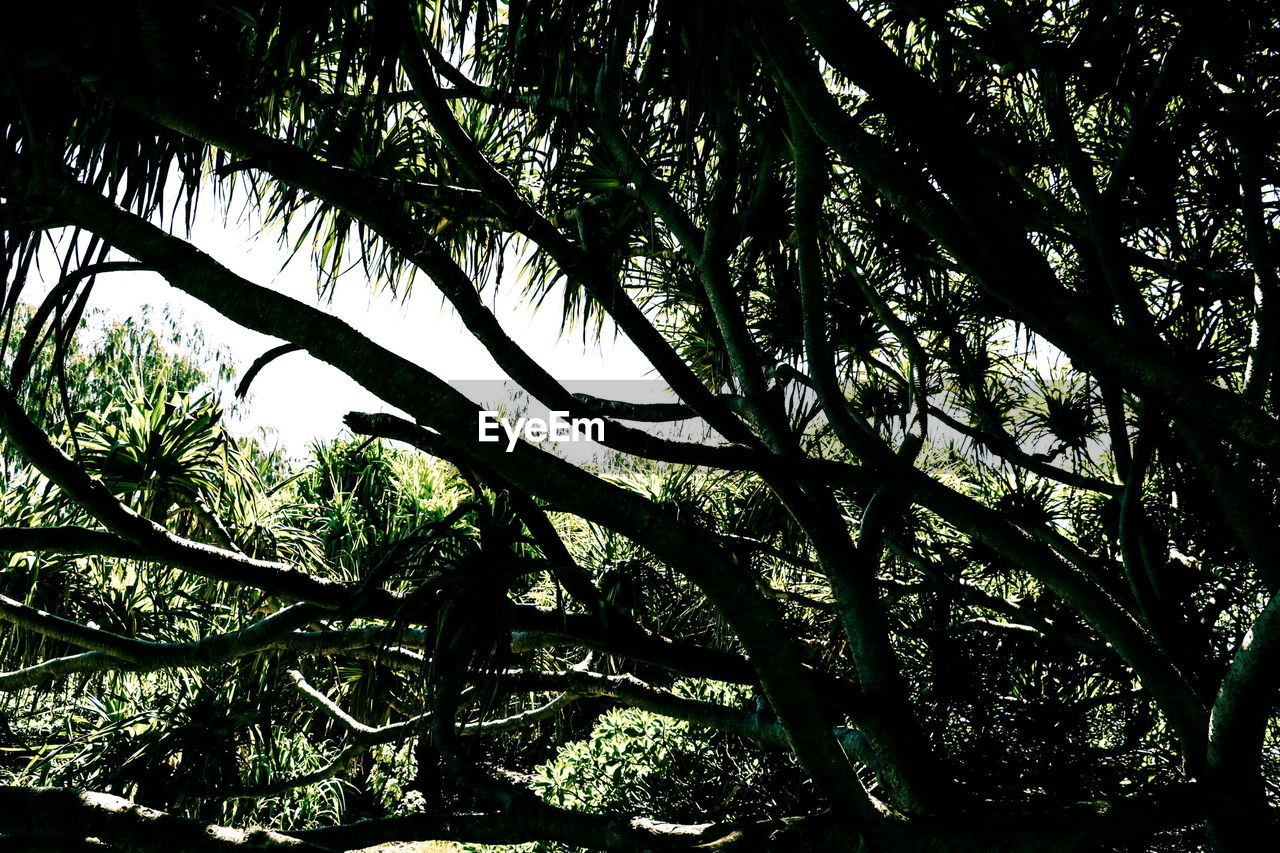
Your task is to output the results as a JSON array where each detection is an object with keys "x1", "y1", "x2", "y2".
[{"x1": 1, "y1": 0, "x2": 1279, "y2": 849}]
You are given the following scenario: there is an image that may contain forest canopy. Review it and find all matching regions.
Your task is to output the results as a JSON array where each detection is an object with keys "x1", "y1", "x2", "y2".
[{"x1": 1, "y1": 1, "x2": 1280, "y2": 851}]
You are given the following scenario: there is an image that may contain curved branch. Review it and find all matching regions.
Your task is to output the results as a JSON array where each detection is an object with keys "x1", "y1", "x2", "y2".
[
  {"x1": 1207, "y1": 589, "x2": 1280, "y2": 819},
  {"x1": 926, "y1": 405, "x2": 1122, "y2": 496},
  {"x1": 0, "y1": 787, "x2": 324, "y2": 851},
  {"x1": 0, "y1": 604, "x2": 322, "y2": 691},
  {"x1": 758, "y1": 1, "x2": 1280, "y2": 466},
  {"x1": 0, "y1": 384, "x2": 350, "y2": 606},
  {"x1": 43, "y1": 134, "x2": 877, "y2": 825}
]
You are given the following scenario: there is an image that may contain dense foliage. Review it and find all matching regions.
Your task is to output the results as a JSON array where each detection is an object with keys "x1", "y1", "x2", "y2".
[{"x1": 1, "y1": 1, "x2": 1279, "y2": 850}]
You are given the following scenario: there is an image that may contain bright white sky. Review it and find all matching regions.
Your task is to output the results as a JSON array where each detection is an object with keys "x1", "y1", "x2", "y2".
[{"x1": 58, "y1": 198, "x2": 653, "y2": 457}]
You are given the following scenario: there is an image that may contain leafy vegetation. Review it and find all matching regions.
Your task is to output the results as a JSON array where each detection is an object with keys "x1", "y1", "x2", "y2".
[{"x1": 2, "y1": 1, "x2": 1280, "y2": 851}]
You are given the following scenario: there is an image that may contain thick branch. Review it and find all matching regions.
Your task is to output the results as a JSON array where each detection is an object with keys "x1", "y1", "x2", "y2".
[
  {"x1": 0, "y1": 386, "x2": 350, "y2": 606},
  {"x1": 1206, "y1": 589, "x2": 1280, "y2": 823},
  {"x1": 0, "y1": 787, "x2": 324, "y2": 851},
  {"x1": 0, "y1": 604, "x2": 325, "y2": 691}
]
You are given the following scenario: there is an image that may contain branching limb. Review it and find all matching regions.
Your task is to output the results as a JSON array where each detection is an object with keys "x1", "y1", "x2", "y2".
[
  {"x1": 40, "y1": 120, "x2": 882, "y2": 827},
  {"x1": 787, "y1": 93, "x2": 944, "y2": 811},
  {"x1": 757, "y1": 1, "x2": 1280, "y2": 466},
  {"x1": 926, "y1": 405, "x2": 1122, "y2": 495},
  {"x1": 507, "y1": 604, "x2": 867, "y2": 711},
  {"x1": 0, "y1": 787, "x2": 326, "y2": 851},
  {"x1": 506, "y1": 668, "x2": 878, "y2": 765},
  {"x1": 392, "y1": 5, "x2": 761, "y2": 449},
  {"x1": 0, "y1": 604, "x2": 322, "y2": 691},
  {"x1": 0, "y1": 385, "x2": 351, "y2": 606},
  {"x1": 1205, "y1": 589, "x2": 1280, "y2": 845}
]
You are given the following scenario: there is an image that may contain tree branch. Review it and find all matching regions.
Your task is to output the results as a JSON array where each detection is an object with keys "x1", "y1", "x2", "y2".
[{"x1": 0, "y1": 787, "x2": 325, "y2": 851}]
